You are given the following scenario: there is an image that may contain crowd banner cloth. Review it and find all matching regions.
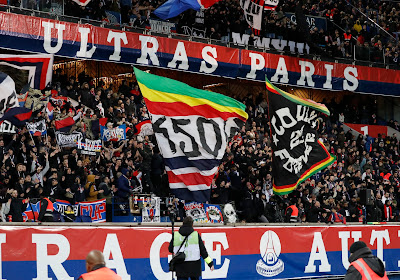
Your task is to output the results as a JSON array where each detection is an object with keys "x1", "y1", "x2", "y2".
[
  {"x1": 55, "y1": 131, "x2": 84, "y2": 147},
  {"x1": 135, "y1": 119, "x2": 154, "y2": 137},
  {"x1": 101, "y1": 124, "x2": 127, "y2": 141},
  {"x1": 0, "y1": 72, "x2": 18, "y2": 118},
  {"x1": 27, "y1": 119, "x2": 47, "y2": 136},
  {"x1": 0, "y1": 107, "x2": 32, "y2": 127},
  {"x1": 23, "y1": 199, "x2": 106, "y2": 223},
  {"x1": 155, "y1": 0, "x2": 221, "y2": 20},
  {"x1": 134, "y1": 68, "x2": 248, "y2": 202},
  {"x1": 266, "y1": 78, "x2": 335, "y2": 195},
  {"x1": 72, "y1": 0, "x2": 91, "y2": 6},
  {"x1": 55, "y1": 117, "x2": 75, "y2": 132},
  {"x1": 0, "y1": 54, "x2": 53, "y2": 90},
  {"x1": 76, "y1": 139, "x2": 102, "y2": 156}
]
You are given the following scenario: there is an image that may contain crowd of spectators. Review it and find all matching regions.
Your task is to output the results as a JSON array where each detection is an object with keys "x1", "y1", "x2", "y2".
[
  {"x1": 0, "y1": 68, "x2": 400, "y2": 225},
  {"x1": 67, "y1": 0, "x2": 400, "y2": 65}
]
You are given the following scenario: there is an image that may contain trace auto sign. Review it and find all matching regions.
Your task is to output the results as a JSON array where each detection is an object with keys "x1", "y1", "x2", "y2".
[{"x1": 0, "y1": 225, "x2": 399, "y2": 279}]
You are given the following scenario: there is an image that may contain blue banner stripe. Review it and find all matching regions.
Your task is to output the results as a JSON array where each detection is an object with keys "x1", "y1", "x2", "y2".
[
  {"x1": 171, "y1": 188, "x2": 211, "y2": 203},
  {"x1": 164, "y1": 156, "x2": 220, "y2": 171},
  {"x1": 3, "y1": 250, "x2": 400, "y2": 279}
]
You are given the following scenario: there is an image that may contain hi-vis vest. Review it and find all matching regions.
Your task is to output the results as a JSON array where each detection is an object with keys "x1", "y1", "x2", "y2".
[
  {"x1": 173, "y1": 231, "x2": 201, "y2": 262},
  {"x1": 350, "y1": 259, "x2": 388, "y2": 280},
  {"x1": 286, "y1": 205, "x2": 299, "y2": 222},
  {"x1": 80, "y1": 267, "x2": 122, "y2": 280},
  {"x1": 40, "y1": 198, "x2": 53, "y2": 216}
]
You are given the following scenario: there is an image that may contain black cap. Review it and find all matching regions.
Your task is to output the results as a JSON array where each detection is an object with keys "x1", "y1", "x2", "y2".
[{"x1": 350, "y1": 241, "x2": 368, "y2": 254}]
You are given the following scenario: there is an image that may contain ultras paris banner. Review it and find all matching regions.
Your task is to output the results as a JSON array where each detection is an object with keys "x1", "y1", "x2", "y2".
[
  {"x1": 0, "y1": 12, "x2": 400, "y2": 95},
  {"x1": 0, "y1": 225, "x2": 399, "y2": 279}
]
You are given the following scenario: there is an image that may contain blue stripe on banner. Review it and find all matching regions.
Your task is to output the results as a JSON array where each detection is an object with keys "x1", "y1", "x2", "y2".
[
  {"x1": 164, "y1": 157, "x2": 220, "y2": 171},
  {"x1": 3, "y1": 250, "x2": 400, "y2": 279},
  {"x1": 171, "y1": 188, "x2": 211, "y2": 203},
  {"x1": 58, "y1": 125, "x2": 73, "y2": 133},
  {"x1": 0, "y1": 72, "x2": 8, "y2": 84}
]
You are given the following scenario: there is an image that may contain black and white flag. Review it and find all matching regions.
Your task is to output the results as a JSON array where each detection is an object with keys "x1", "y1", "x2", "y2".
[{"x1": 266, "y1": 78, "x2": 335, "y2": 195}]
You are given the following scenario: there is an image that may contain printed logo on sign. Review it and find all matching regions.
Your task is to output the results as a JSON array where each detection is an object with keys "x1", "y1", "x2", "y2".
[{"x1": 256, "y1": 231, "x2": 284, "y2": 277}]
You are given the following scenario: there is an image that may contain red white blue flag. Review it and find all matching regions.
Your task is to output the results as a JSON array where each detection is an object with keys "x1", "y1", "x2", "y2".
[
  {"x1": 26, "y1": 120, "x2": 47, "y2": 136},
  {"x1": 0, "y1": 107, "x2": 32, "y2": 127},
  {"x1": 0, "y1": 54, "x2": 53, "y2": 90},
  {"x1": 155, "y1": 0, "x2": 221, "y2": 20}
]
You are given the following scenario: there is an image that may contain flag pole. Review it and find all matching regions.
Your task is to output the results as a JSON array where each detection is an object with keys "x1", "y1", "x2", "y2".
[
  {"x1": 29, "y1": 131, "x2": 35, "y2": 146},
  {"x1": 264, "y1": 76, "x2": 273, "y2": 141}
]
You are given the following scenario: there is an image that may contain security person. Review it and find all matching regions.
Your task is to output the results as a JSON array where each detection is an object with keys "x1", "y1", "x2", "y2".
[
  {"x1": 285, "y1": 202, "x2": 299, "y2": 223},
  {"x1": 37, "y1": 196, "x2": 54, "y2": 224},
  {"x1": 169, "y1": 216, "x2": 214, "y2": 280},
  {"x1": 78, "y1": 250, "x2": 122, "y2": 280},
  {"x1": 344, "y1": 241, "x2": 388, "y2": 280}
]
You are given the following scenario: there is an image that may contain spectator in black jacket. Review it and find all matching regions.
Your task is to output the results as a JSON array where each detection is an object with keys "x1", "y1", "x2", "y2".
[
  {"x1": 9, "y1": 190, "x2": 28, "y2": 222},
  {"x1": 307, "y1": 201, "x2": 330, "y2": 222},
  {"x1": 151, "y1": 147, "x2": 164, "y2": 196}
]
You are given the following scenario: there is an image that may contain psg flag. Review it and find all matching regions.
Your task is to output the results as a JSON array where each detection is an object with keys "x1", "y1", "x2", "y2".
[{"x1": 266, "y1": 78, "x2": 335, "y2": 195}]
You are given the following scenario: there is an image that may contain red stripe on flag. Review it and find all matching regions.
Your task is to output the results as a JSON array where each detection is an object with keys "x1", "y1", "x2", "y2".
[
  {"x1": 135, "y1": 120, "x2": 151, "y2": 135},
  {"x1": 266, "y1": 84, "x2": 280, "y2": 95},
  {"x1": 144, "y1": 99, "x2": 247, "y2": 121},
  {"x1": 200, "y1": 0, "x2": 221, "y2": 8},
  {"x1": 15, "y1": 111, "x2": 32, "y2": 121},
  {"x1": 99, "y1": 118, "x2": 108, "y2": 127},
  {"x1": 167, "y1": 171, "x2": 214, "y2": 186},
  {"x1": 55, "y1": 117, "x2": 75, "y2": 130}
]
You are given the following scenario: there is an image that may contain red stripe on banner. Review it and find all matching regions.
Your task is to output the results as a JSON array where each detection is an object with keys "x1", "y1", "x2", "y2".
[
  {"x1": 15, "y1": 111, "x2": 32, "y2": 121},
  {"x1": 55, "y1": 117, "x2": 75, "y2": 130},
  {"x1": 344, "y1": 123, "x2": 388, "y2": 138},
  {"x1": 240, "y1": 50, "x2": 400, "y2": 84},
  {"x1": 167, "y1": 170, "x2": 215, "y2": 186},
  {"x1": 144, "y1": 98, "x2": 247, "y2": 121}
]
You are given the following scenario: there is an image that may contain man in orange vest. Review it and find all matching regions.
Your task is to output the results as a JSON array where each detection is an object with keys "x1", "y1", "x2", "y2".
[
  {"x1": 285, "y1": 202, "x2": 299, "y2": 223},
  {"x1": 344, "y1": 241, "x2": 388, "y2": 280},
  {"x1": 78, "y1": 250, "x2": 122, "y2": 280},
  {"x1": 38, "y1": 196, "x2": 54, "y2": 224}
]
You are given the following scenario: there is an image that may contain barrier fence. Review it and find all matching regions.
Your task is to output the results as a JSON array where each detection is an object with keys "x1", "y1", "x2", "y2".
[{"x1": 0, "y1": 224, "x2": 399, "y2": 279}]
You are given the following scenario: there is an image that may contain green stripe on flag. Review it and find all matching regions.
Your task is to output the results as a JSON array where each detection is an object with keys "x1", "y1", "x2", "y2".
[{"x1": 134, "y1": 68, "x2": 246, "y2": 111}]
